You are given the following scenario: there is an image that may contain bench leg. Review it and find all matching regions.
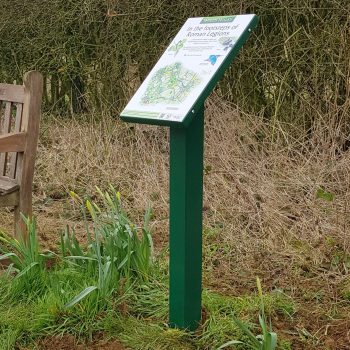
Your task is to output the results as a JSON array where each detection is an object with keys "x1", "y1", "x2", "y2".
[
  {"x1": 14, "y1": 205, "x2": 24, "y2": 239},
  {"x1": 14, "y1": 196, "x2": 31, "y2": 241}
]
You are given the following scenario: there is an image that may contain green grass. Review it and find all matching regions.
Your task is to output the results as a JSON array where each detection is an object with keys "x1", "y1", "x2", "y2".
[
  {"x1": 0, "y1": 190, "x2": 296, "y2": 349},
  {"x1": 59, "y1": 187, "x2": 154, "y2": 311},
  {"x1": 101, "y1": 315, "x2": 195, "y2": 350},
  {"x1": 0, "y1": 270, "x2": 295, "y2": 349},
  {"x1": 0, "y1": 216, "x2": 54, "y2": 299},
  {"x1": 0, "y1": 256, "x2": 296, "y2": 350}
]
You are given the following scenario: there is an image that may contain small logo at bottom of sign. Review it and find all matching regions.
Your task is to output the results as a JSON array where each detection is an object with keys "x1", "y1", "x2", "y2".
[{"x1": 159, "y1": 113, "x2": 181, "y2": 121}]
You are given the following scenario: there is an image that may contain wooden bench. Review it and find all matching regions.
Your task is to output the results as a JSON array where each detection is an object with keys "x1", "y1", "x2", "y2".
[{"x1": 0, "y1": 71, "x2": 43, "y2": 238}]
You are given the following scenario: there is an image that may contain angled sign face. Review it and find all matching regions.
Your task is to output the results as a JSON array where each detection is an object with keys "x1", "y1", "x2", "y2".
[{"x1": 120, "y1": 15, "x2": 258, "y2": 127}]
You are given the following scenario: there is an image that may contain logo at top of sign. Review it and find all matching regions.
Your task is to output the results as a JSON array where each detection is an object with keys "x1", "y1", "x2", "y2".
[
  {"x1": 168, "y1": 39, "x2": 187, "y2": 56},
  {"x1": 141, "y1": 62, "x2": 201, "y2": 105},
  {"x1": 218, "y1": 36, "x2": 237, "y2": 51}
]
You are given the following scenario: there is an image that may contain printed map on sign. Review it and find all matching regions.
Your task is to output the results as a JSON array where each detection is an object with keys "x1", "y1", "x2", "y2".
[
  {"x1": 121, "y1": 15, "x2": 256, "y2": 123},
  {"x1": 141, "y1": 63, "x2": 201, "y2": 105}
]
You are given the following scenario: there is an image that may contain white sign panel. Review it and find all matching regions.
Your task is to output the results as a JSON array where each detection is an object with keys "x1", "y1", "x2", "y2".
[{"x1": 121, "y1": 15, "x2": 255, "y2": 123}]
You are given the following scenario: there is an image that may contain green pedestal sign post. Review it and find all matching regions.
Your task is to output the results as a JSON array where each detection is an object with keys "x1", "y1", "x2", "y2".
[{"x1": 120, "y1": 14, "x2": 258, "y2": 330}]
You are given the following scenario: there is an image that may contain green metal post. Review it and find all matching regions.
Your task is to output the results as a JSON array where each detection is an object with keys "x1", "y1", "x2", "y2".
[{"x1": 169, "y1": 105, "x2": 204, "y2": 330}]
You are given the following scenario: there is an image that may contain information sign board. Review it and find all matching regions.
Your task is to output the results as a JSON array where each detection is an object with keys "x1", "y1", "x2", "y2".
[
  {"x1": 120, "y1": 15, "x2": 257, "y2": 126},
  {"x1": 120, "y1": 14, "x2": 258, "y2": 330}
]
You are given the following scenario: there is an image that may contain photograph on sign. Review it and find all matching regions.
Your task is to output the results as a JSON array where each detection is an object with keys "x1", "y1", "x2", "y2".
[{"x1": 120, "y1": 15, "x2": 256, "y2": 124}]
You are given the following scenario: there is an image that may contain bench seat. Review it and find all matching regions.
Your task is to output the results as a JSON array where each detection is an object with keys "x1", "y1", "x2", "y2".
[{"x1": 0, "y1": 176, "x2": 19, "y2": 195}]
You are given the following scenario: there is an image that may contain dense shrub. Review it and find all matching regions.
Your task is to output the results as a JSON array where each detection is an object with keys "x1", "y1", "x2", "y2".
[{"x1": 0, "y1": 0, "x2": 349, "y2": 127}]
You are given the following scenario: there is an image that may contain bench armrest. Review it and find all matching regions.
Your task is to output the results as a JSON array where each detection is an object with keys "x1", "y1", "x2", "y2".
[{"x1": 0, "y1": 132, "x2": 27, "y2": 152}]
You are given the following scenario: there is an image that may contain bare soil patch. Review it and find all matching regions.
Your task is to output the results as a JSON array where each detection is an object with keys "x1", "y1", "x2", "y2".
[{"x1": 36, "y1": 335, "x2": 126, "y2": 350}]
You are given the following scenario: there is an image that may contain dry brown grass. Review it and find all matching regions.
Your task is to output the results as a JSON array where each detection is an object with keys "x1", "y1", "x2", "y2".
[{"x1": 1, "y1": 97, "x2": 350, "y2": 347}]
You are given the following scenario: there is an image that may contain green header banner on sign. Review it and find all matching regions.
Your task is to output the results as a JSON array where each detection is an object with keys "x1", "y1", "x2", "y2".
[{"x1": 200, "y1": 16, "x2": 236, "y2": 24}]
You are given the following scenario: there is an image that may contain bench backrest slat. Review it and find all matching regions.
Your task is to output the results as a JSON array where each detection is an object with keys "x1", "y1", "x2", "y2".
[
  {"x1": 0, "y1": 84, "x2": 25, "y2": 103},
  {"x1": 9, "y1": 103, "x2": 24, "y2": 178},
  {"x1": 0, "y1": 101, "x2": 13, "y2": 175}
]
